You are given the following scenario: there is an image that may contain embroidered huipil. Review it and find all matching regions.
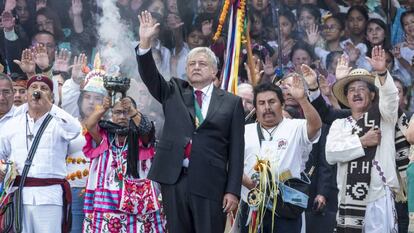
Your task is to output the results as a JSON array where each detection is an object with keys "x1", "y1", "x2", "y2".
[
  {"x1": 326, "y1": 73, "x2": 399, "y2": 203},
  {"x1": 82, "y1": 116, "x2": 165, "y2": 233},
  {"x1": 0, "y1": 104, "x2": 81, "y2": 205}
]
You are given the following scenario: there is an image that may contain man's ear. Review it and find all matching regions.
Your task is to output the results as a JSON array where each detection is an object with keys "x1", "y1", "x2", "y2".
[{"x1": 370, "y1": 92, "x2": 375, "y2": 101}]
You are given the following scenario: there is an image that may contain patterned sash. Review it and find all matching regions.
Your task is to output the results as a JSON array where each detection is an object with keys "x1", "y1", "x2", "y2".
[
  {"x1": 337, "y1": 101, "x2": 380, "y2": 233},
  {"x1": 194, "y1": 98, "x2": 204, "y2": 127},
  {"x1": 337, "y1": 106, "x2": 410, "y2": 233}
]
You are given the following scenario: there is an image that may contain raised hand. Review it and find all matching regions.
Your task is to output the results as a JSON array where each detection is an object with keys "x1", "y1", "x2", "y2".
[
  {"x1": 102, "y1": 96, "x2": 112, "y2": 111},
  {"x1": 54, "y1": 48, "x2": 72, "y2": 72},
  {"x1": 344, "y1": 42, "x2": 360, "y2": 63},
  {"x1": 121, "y1": 97, "x2": 140, "y2": 118},
  {"x1": 244, "y1": 56, "x2": 263, "y2": 84},
  {"x1": 286, "y1": 74, "x2": 306, "y2": 101},
  {"x1": 36, "y1": 0, "x2": 47, "y2": 11},
  {"x1": 306, "y1": 24, "x2": 320, "y2": 46},
  {"x1": 301, "y1": 64, "x2": 318, "y2": 89},
  {"x1": 366, "y1": 45, "x2": 387, "y2": 73},
  {"x1": 201, "y1": 20, "x2": 213, "y2": 36},
  {"x1": 13, "y1": 49, "x2": 36, "y2": 75},
  {"x1": 32, "y1": 44, "x2": 50, "y2": 70},
  {"x1": 0, "y1": 11, "x2": 16, "y2": 32},
  {"x1": 70, "y1": 53, "x2": 87, "y2": 84},
  {"x1": 4, "y1": 0, "x2": 16, "y2": 12},
  {"x1": 71, "y1": 0, "x2": 83, "y2": 16},
  {"x1": 335, "y1": 54, "x2": 352, "y2": 80},
  {"x1": 138, "y1": 11, "x2": 160, "y2": 49},
  {"x1": 319, "y1": 74, "x2": 332, "y2": 96},
  {"x1": 263, "y1": 55, "x2": 275, "y2": 77},
  {"x1": 166, "y1": 13, "x2": 184, "y2": 30}
]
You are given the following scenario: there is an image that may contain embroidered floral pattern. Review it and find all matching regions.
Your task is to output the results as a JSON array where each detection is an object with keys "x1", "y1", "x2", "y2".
[
  {"x1": 82, "y1": 210, "x2": 166, "y2": 233},
  {"x1": 108, "y1": 217, "x2": 123, "y2": 233},
  {"x1": 119, "y1": 179, "x2": 160, "y2": 215}
]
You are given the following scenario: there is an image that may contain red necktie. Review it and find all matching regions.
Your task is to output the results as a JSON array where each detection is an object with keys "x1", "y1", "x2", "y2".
[{"x1": 195, "y1": 90, "x2": 203, "y2": 108}]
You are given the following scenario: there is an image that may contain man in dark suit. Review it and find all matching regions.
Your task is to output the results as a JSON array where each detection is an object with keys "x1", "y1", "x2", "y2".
[{"x1": 136, "y1": 11, "x2": 245, "y2": 233}]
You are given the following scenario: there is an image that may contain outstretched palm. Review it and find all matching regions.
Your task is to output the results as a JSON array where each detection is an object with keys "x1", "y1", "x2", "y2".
[
  {"x1": 301, "y1": 64, "x2": 318, "y2": 89},
  {"x1": 71, "y1": 53, "x2": 87, "y2": 84},
  {"x1": 367, "y1": 45, "x2": 386, "y2": 72},
  {"x1": 13, "y1": 49, "x2": 35, "y2": 75},
  {"x1": 54, "y1": 48, "x2": 71, "y2": 72},
  {"x1": 33, "y1": 44, "x2": 49, "y2": 70},
  {"x1": 138, "y1": 11, "x2": 160, "y2": 44},
  {"x1": 335, "y1": 54, "x2": 352, "y2": 80},
  {"x1": 287, "y1": 75, "x2": 306, "y2": 101}
]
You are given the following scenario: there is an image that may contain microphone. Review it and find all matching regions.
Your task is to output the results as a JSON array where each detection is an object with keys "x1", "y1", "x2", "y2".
[{"x1": 32, "y1": 91, "x2": 41, "y2": 100}]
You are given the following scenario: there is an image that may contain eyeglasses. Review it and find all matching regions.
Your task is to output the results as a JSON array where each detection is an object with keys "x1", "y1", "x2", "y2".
[{"x1": 0, "y1": 89, "x2": 13, "y2": 97}]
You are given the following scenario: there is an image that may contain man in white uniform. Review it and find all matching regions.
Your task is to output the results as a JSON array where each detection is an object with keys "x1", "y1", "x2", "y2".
[
  {"x1": 0, "y1": 75, "x2": 81, "y2": 233},
  {"x1": 240, "y1": 67, "x2": 322, "y2": 233}
]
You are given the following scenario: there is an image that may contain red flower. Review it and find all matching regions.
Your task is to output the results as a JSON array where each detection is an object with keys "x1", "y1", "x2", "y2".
[{"x1": 108, "y1": 217, "x2": 122, "y2": 233}]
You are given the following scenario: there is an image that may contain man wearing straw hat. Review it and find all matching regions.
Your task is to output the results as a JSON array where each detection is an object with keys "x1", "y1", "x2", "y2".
[{"x1": 325, "y1": 46, "x2": 401, "y2": 233}]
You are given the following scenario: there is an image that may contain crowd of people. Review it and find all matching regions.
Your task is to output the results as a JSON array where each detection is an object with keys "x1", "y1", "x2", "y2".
[{"x1": 0, "y1": 0, "x2": 414, "y2": 233}]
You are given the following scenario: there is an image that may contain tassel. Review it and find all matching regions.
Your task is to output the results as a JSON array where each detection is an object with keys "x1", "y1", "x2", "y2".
[{"x1": 396, "y1": 170, "x2": 408, "y2": 203}]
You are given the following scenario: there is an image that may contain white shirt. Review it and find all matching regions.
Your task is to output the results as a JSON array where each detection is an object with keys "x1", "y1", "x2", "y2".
[
  {"x1": 172, "y1": 43, "x2": 190, "y2": 80},
  {"x1": 326, "y1": 72, "x2": 399, "y2": 203},
  {"x1": 61, "y1": 78, "x2": 81, "y2": 118},
  {"x1": 340, "y1": 39, "x2": 371, "y2": 71},
  {"x1": 194, "y1": 82, "x2": 214, "y2": 119},
  {"x1": 0, "y1": 104, "x2": 81, "y2": 205},
  {"x1": 241, "y1": 120, "x2": 320, "y2": 202},
  {"x1": 0, "y1": 105, "x2": 16, "y2": 131}
]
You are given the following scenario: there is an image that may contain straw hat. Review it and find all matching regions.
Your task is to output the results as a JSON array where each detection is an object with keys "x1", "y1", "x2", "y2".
[{"x1": 332, "y1": 68, "x2": 375, "y2": 108}]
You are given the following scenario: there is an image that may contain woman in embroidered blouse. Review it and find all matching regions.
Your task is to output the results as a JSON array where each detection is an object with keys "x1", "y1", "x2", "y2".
[{"x1": 82, "y1": 96, "x2": 165, "y2": 233}]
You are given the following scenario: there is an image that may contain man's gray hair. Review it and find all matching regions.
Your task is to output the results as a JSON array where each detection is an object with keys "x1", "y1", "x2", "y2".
[
  {"x1": 186, "y1": 47, "x2": 218, "y2": 71},
  {"x1": 0, "y1": 73, "x2": 13, "y2": 90},
  {"x1": 238, "y1": 83, "x2": 253, "y2": 92}
]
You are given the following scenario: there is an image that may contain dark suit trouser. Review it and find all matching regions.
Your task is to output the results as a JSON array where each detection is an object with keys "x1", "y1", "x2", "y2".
[
  {"x1": 161, "y1": 169, "x2": 226, "y2": 233},
  {"x1": 396, "y1": 201, "x2": 408, "y2": 233}
]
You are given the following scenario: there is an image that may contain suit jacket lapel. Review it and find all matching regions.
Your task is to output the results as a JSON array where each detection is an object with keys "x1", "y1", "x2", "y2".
[
  {"x1": 182, "y1": 86, "x2": 195, "y2": 121},
  {"x1": 203, "y1": 87, "x2": 224, "y2": 123}
]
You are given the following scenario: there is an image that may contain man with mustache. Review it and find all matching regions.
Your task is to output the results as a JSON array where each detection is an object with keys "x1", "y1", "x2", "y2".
[
  {"x1": 240, "y1": 67, "x2": 322, "y2": 233},
  {"x1": 325, "y1": 46, "x2": 402, "y2": 233},
  {"x1": 0, "y1": 75, "x2": 81, "y2": 233},
  {"x1": 136, "y1": 11, "x2": 245, "y2": 233}
]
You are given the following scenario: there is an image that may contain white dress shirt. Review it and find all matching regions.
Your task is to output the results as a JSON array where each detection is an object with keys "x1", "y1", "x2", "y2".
[
  {"x1": 194, "y1": 82, "x2": 214, "y2": 119},
  {"x1": 61, "y1": 78, "x2": 81, "y2": 118},
  {"x1": 0, "y1": 104, "x2": 81, "y2": 205},
  {"x1": 0, "y1": 105, "x2": 16, "y2": 131}
]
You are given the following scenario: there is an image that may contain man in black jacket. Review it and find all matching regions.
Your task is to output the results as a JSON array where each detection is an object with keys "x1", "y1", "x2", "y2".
[{"x1": 135, "y1": 11, "x2": 245, "y2": 233}]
